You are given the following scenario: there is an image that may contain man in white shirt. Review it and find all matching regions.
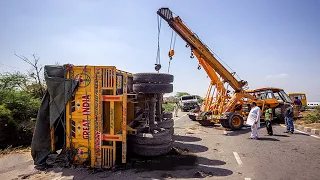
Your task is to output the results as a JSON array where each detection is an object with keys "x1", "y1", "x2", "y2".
[
  {"x1": 246, "y1": 102, "x2": 261, "y2": 139},
  {"x1": 173, "y1": 102, "x2": 179, "y2": 117}
]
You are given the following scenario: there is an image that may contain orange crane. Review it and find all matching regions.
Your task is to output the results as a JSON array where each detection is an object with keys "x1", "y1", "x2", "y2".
[{"x1": 157, "y1": 8, "x2": 265, "y2": 130}]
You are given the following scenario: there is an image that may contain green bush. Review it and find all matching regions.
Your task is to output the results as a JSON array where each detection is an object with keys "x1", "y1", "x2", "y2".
[
  {"x1": 0, "y1": 72, "x2": 41, "y2": 148},
  {"x1": 163, "y1": 103, "x2": 174, "y2": 112}
]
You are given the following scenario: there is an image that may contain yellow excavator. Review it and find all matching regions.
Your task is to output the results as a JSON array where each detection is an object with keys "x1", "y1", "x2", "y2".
[{"x1": 157, "y1": 8, "x2": 267, "y2": 130}]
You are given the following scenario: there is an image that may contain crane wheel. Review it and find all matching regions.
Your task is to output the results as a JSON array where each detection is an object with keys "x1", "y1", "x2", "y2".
[
  {"x1": 188, "y1": 115, "x2": 196, "y2": 121},
  {"x1": 228, "y1": 113, "x2": 244, "y2": 130},
  {"x1": 133, "y1": 73, "x2": 174, "y2": 84},
  {"x1": 133, "y1": 83, "x2": 173, "y2": 93},
  {"x1": 220, "y1": 120, "x2": 230, "y2": 128},
  {"x1": 198, "y1": 120, "x2": 214, "y2": 126}
]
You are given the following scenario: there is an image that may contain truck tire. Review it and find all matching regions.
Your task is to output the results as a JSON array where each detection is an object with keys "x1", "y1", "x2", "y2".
[
  {"x1": 133, "y1": 83, "x2": 173, "y2": 93},
  {"x1": 133, "y1": 73, "x2": 174, "y2": 84},
  {"x1": 169, "y1": 127, "x2": 174, "y2": 136},
  {"x1": 132, "y1": 142, "x2": 172, "y2": 156},
  {"x1": 227, "y1": 113, "x2": 244, "y2": 130},
  {"x1": 130, "y1": 129, "x2": 171, "y2": 145},
  {"x1": 157, "y1": 119, "x2": 174, "y2": 129},
  {"x1": 162, "y1": 112, "x2": 173, "y2": 119}
]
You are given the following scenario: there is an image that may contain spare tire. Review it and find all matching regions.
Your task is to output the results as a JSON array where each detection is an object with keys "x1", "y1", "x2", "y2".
[
  {"x1": 130, "y1": 129, "x2": 171, "y2": 145},
  {"x1": 133, "y1": 83, "x2": 173, "y2": 93},
  {"x1": 132, "y1": 142, "x2": 172, "y2": 156},
  {"x1": 133, "y1": 73, "x2": 174, "y2": 84}
]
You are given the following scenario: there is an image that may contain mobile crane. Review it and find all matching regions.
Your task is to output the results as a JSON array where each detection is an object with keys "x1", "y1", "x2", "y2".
[{"x1": 157, "y1": 8, "x2": 266, "y2": 130}]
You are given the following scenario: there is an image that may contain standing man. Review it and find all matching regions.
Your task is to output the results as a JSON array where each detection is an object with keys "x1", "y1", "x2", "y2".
[
  {"x1": 173, "y1": 102, "x2": 179, "y2": 117},
  {"x1": 247, "y1": 102, "x2": 261, "y2": 139},
  {"x1": 264, "y1": 104, "x2": 273, "y2": 135},
  {"x1": 284, "y1": 103, "x2": 294, "y2": 134},
  {"x1": 294, "y1": 97, "x2": 302, "y2": 112},
  {"x1": 294, "y1": 97, "x2": 302, "y2": 106}
]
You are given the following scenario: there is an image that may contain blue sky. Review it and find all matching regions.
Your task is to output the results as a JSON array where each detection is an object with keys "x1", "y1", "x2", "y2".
[{"x1": 0, "y1": 0, "x2": 319, "y2": 101}]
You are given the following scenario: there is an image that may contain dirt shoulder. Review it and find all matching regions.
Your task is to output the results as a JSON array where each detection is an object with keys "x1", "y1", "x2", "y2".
[{"x1": 294, "y1": 109, "x2": 320, "y2": 129}]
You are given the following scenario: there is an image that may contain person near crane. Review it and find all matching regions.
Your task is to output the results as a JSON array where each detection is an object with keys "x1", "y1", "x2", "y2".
[
  {"x1": 284, "y1": 103, "x2": 294, "y2": 134},
  {"x1": 264, "y1": 104, "x2": 273, "y2": 135},
  {"x1": 246, "y1": 102, "x2": 261, "y2": 139}
]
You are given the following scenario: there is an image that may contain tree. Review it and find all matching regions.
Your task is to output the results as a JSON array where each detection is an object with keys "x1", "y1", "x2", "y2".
[
  {"x1": 175, "y1": 92, "x2": 190, "y2": 98},
  {"x1": 14, "y1": 53, "x2": 45, "y2": 98}
]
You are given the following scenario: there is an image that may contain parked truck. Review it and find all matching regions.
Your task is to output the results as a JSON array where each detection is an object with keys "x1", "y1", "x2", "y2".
[{"x1": 179, "y1": 95, "x2": 198, "y2": 112}]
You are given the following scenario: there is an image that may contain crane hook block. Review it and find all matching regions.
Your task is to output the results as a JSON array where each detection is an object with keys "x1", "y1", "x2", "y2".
[
  {"x1": 155, "y1": 64, "x2": 162, "y2": 71},
  {"x1": 168, "y1": 50, "x2": 175, "y2": 58}
]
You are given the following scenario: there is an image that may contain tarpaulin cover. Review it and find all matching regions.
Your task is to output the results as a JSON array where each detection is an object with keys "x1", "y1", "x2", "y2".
[{"x1": 31, "y1": 65, "x2": 78, "y2": 166}]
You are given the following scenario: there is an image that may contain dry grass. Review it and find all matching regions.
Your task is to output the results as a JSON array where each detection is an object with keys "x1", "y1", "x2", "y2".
[{"x1": 0, "y1": 145, "x2": 31, "y2": 156}]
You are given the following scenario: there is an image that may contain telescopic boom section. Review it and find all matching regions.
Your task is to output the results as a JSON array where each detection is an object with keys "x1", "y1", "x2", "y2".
[{"x1": 157, "y1": 8, "x2": 247, "y2": 92}]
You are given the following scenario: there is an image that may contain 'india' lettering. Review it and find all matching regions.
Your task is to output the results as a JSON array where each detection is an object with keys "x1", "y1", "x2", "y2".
[{"x1": 82, "y1": 95, "x2": 90, "y2": 115}]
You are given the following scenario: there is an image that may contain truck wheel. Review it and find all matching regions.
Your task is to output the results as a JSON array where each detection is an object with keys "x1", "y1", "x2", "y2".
[
  {"x1": 133, "y1": 83, "x2": 173, "y2": 93},
  {"x1": 228, "y1": 113, "x2": 244, "y2": 130},
  {"x1": 221, "y1": 120, "x2": 230, "y2": 128},
  {"x1": 157, "y1": 119, "x2": 174, "y2": 129},
  {"x1": 133, "y1": 73, "x2": 174, "y2": 84},
  {"x1": 132, "y1": 142, "x2": 172, "y2": 156},
  {"x1": 130, "y1": 129, "x2": 171, "y2": 145},
  {"x1": 162, "y1": 112, "x2": 173, "y2": 119},
  {"x1": 169, "y1": 127, "x2": 174, "y2": 136}
]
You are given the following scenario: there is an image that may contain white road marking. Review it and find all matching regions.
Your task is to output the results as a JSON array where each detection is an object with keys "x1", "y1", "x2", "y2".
[
  {"x1": 280, "y1": 125, "x2": 320, "y2": 139},
  {"x1": 310, "y1": 135, "x2": 320, "y2": 139},
  {"x1": 245, "y1": 178, "x2": 252, "y2": 180},
  {"x1": 233, "y1": 152, "x2": 243, "y2": 165}
]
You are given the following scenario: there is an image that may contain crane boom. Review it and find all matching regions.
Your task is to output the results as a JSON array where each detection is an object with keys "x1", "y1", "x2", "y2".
[{"x1": 157, "y1": 8, "x2": 247, "y2": 92}]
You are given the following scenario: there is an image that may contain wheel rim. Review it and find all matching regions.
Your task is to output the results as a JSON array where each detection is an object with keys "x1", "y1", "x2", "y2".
[{"x1": 232, "y1": 116, "x2": 241, "y2": 127}]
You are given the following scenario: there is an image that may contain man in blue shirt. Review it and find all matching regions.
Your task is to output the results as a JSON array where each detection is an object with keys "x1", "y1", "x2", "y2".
[
  {"x1": 284, "y1": 103, "x2": 294, "y2": 134},
  {"x1": 294, "y1": 97, "x2": 302, "y2": 106}
]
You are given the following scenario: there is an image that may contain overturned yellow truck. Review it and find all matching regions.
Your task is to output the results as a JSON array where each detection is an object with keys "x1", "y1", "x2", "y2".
[{"x1": 31, "y1": 65, "x2": 174, "y2": 169}]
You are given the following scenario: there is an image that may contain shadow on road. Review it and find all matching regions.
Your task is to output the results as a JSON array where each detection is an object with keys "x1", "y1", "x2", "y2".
[
  {"x1": 173, "y1": 135, "x2": 202, "y2": 142},
  {"x1": 224, "y1": 127, "x2": 251, "y2": 136},
  {"x1": 173, "y1": 142, "x2": 208, "y2": 153},
  {"x1": 257, "y1": 137, "x2": 280, "y2": 141},
  {"x1": 130, "y1": 147, "x2": 233, "y2": 178},
  {"x1": 292, "y1": 132, "x2": 311, "y2": 136},
  {"x1": 272, "y1": 134, "x2": 289, "y2": 137}
]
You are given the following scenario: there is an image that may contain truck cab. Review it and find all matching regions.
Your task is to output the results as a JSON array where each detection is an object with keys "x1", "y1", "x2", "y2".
[{"x1": 179, "y1": 95, "x2": 198, "y2": 112}]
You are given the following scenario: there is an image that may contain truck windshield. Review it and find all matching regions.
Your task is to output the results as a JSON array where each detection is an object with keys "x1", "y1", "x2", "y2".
[
  {"x1": 181, "y1": 96, "x2": 195, "y2": 100},
  {"x1": 279, "y1": 90, "x2": 293, "y2": 103}
]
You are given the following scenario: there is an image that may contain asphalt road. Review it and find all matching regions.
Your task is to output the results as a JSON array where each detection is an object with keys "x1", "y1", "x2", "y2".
[{"x1": 1, "y1": 111, "x2": 320, "y2": 180}]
